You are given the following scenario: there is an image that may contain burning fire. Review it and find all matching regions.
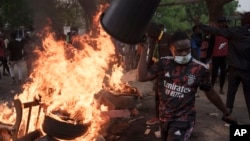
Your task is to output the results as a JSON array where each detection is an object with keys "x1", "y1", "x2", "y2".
[
  {"x1": 0, "y1": 5, "x2": 133, "y2": 141},
  {"x1": 106, "y1": 64, "x2": 137, "y2": 94}
]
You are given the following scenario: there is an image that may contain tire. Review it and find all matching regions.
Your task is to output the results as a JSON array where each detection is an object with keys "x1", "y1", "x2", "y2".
[{"x1": 42, "y1": 115, "x2": 90, "y2": 140}]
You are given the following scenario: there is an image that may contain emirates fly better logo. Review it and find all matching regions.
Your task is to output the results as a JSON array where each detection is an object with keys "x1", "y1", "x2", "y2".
[
  {"x1": 187, "y1": 74, "x2": 196, "y2": 85},
  {"x1": 164, "y1": 81, "x2": 191, "y2": 98}
]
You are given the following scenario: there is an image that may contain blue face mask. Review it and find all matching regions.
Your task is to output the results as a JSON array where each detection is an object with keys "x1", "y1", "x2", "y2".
[{"x1": 174, "y1": 53, "x2": 192, "y2": 64}]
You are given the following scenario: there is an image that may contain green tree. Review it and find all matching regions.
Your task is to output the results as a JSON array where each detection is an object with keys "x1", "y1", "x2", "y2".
[
  {"x1": 78, "y1": 0, "x2": 97, "y2": 33},
  {"x1": 152, "y1": 0, "x2": 238, "y2": 33},
  {"x1": 24, "y1": 0, "x2": 86, "y2": 33},
  {"x1": 0, "y1": 0, "x2": 87, "y2": 33},
  {"x1": 0, "y1": 0, "x2": 33, "y2": 30},
  {"x1": 0, "y1": 0, "x2": 238, "y2": 35},
  {"x1": 153, "y1": 0, "x2": 208, "y2": 33},
  {"x1": 53, "y1": 1, "x2": 85, "y2": 32}
]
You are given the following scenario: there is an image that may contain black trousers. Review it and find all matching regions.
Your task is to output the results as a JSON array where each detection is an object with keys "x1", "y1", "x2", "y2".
[
  {"x1": 211, "y1": 56, "x2": 227, "y2": 89},
  {"x1": 0, "y1": 56, "x2": 10, "y2": 74},
  {"x1": 226, "y1": 66, "x2": 250, "y2": 118}
]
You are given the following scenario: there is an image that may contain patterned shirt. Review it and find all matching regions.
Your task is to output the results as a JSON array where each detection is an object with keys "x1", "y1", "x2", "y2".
[{"x1": 149, "y1": 57, "x2": 211, "y2": 122}]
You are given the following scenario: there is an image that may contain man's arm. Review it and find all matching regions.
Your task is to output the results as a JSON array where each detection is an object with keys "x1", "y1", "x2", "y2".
[
  {"x1": 201, "y1": 24, "x2": 237, "y2": 39},
  {"x1": 204, "y1": 89, "x2": 229, "y2": 115},
  {"x1": 204, "y1": 89, "x2": 237, "y2": 124},
  {"x1": 137, "y1": 42, "x2": 157, "y2": 82}
]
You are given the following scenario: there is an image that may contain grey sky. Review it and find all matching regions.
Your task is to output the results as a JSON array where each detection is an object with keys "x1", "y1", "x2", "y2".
[{"x1": 237, "y1": 0, "x2": 250, "y2": 12}]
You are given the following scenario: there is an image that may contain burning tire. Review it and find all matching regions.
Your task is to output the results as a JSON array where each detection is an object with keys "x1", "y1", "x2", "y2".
[{"x1": 42, "y1": 115, "x2": 90, "y2": 140}]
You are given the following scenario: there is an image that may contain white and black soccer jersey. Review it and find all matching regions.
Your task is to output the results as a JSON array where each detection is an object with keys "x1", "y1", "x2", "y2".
[{"x1": 149, "y1": 56, "x2": 212, "y2": 122}]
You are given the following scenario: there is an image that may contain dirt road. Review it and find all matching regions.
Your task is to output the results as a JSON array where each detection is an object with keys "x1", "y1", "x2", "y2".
[
  {"x1": 0, "y1": 67, "x2": 249, "y2": 141},
  {"x1": 114, "y1": 79, "x2": 250, "y2": 141}
]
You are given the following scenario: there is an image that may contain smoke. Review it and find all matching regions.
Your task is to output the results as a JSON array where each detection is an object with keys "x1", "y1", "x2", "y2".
[
  {"x1": 24, "y1": 0, "x2": 100, "y2": 35},
  {"x1": 24, "y1": 0, "x2": 58, "y2": 34}
]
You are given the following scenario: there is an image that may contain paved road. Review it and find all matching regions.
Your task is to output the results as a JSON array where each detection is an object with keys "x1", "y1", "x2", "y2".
[{"x1": 0, "y1": 66, "x2": 250, "y2": 141}]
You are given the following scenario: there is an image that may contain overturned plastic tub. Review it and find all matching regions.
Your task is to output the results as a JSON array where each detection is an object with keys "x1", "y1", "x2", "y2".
[{"x1": 100, "y1": 0, "x2": 161, "y2": 44}]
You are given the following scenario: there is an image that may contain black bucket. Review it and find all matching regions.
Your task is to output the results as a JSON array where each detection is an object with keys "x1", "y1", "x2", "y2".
[{"x1": 100, "y1": 0, "x2": 161, "y2": 44}]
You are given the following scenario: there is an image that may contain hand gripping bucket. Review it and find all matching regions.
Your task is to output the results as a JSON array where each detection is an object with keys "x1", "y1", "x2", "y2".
[{"x1": 100, "y1": 0, "x2": 161, "y2": 44}]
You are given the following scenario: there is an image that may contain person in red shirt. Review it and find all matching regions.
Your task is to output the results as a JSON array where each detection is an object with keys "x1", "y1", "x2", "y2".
[{"x1": 209, "y1": 17, "x2": 229, "y2": 94}]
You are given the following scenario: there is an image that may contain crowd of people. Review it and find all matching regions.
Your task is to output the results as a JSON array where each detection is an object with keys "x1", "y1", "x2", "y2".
[
  {"x1": 0, "y1": 29, "x2": 77, "y2": 85},
  {"x1": 201, "y1": 11, "x2": 250, "y2": 120},
  {"x1": 0, "y1": 11, "x2": 249, "y2": 141},
  {"x1": 0, "y1": 29, "x2": 39, "y2": 85},
  {"x1": 136, "y1": 11, "x2": 250, "y2": 141}
]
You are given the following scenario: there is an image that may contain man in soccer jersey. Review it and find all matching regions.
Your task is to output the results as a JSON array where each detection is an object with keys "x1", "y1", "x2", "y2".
[{"x1": 137, "y1": 31, "x2": 235, "y2": 141}]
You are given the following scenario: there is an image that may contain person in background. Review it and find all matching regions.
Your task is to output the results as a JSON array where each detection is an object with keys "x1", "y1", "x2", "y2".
[
  {"x1": 201, "y1": 12, "x2": 250, "y2": 118},
  {"x1": 21, "y1": 31, "x2": 34, "y2": 78},
  {"x1": 7, "y1": 32, "x2": 24, "y2": 84},
  {"x1": 66, "y1": 31, "x2": 72, "y2": 44},
  {"x1": 0, "y1": 32, "x2": 5, "y2": 78},
  {"x1": 138, "y1": 30, "x2": 236, "y2": 141},
  {"x1": 208, "y1": 17, "x2": 229, "y2": 95},
  {"x1": 3, "y1": 34, "x2": 9, "y2": 50},
  {"x1": 190, "y1": 25, "x2": 202, "y2": 60},
  {"x1": 1, "y1": 33, "x2": 11, "y2": 76},
  {"x1": 0, "y1": 32, "x2": 10, "y2": 77},
  {"x1": 199, "y1": 32, "x2": 210, "y2": 64}
]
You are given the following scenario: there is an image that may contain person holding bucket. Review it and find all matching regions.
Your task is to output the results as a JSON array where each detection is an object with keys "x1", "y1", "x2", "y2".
[
  {"x1": 145, "y1": 22, "x2": 172, "y2": 125},
  {"x1": 137, "y1": 30, "x2": 236, "y2": 141}
]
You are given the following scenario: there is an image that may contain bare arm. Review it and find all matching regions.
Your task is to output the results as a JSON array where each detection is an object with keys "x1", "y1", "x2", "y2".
[
  {"x1": 204, "y1": 88, "x2": 237, "y2": 124},
  {"x1": 137, "y1": 42, "x2": 157, "y2": 82},
  {"x1": 204, "y1": 88, "x2": 229, "y2": 115}
]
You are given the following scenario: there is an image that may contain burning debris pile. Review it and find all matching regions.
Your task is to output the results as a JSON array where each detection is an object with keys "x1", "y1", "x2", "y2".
[{"x1": 0, "y1": 5, "x2": 140, "y2": 141}]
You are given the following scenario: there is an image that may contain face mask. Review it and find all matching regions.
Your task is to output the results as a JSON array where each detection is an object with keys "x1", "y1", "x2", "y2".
[{"x1": 174, "y1": 53, "x2": 192, "y2": 64}]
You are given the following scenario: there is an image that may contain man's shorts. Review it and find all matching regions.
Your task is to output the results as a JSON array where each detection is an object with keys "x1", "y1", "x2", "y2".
[{"x1": 160, "y1": 121, "x2": 195, "y2": 141}]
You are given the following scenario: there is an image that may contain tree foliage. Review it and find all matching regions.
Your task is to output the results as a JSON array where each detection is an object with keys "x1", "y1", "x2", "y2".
[
  {"x1": 52, "y1": 1, "x2": 85, "y2": 32},
  {"x1": 0, "y1": 0, "x2": 238, "y2": 34},
  {"x1": 0, "y1": 0, "x2": 85, "y2": 32},
  {"x1": 152, "y1": 0, "x2": 238, "y2": 33},
  {"x1": 0, "y1": 0, "x2": 33, "y2": 29}
]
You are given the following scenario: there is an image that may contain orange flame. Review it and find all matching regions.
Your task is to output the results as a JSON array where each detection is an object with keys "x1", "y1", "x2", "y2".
[{"x1": 0, "y1": 4, "x2": 133, "y2": 141}]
